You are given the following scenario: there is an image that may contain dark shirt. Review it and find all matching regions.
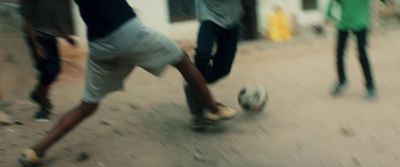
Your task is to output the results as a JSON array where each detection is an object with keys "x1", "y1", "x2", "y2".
[
  {"x1": 74, "y1": 0, "x2": 136, "y2": 41},
  {"x1": 20, "y1": 0, "x2": 61, "y2": 36}
]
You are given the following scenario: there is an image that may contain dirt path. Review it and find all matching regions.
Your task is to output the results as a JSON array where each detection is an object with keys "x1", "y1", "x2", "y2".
[{"x1": 1, "y1": 25, "x2": 400, "y2": 167}]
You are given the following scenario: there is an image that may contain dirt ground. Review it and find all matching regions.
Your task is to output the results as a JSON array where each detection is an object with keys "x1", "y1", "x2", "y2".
[{"x1": 2, "y1": 19, "x2": 400, "y2": 167}]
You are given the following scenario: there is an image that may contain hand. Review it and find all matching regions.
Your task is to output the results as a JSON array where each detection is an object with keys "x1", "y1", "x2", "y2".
[{"x1": 62, "y1": 35, "x2": 76, "y2": 47}]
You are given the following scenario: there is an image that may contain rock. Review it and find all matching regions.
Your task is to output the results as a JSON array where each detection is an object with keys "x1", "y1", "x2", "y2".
[
  {"x1": 193, "y1": 152, "x2": 203, "y2": 161},
  {"x1": 128, "y1": 103, "x2": 141, "y2": 110},
  {"x1": 352, "y1": 157, "x2": 362, "y2": 167},
  {"x1": 14, "y1": 121, "x2": 24, "y2": 125},
  {"x1": 0, "y1": 111, "x2": 13, "y2": 125},
  {"x1": 340, "y1": 127, "x2": 356, "y2": 137},
  {"x1": 193, "y1": 149, "x2": 204, "y2": 162},
  {"x1": 99, "y1": 120, "x2": 110, "y2": 126},
  {"x1": 113, "y1": 129, "x2": 124, "y2": 136},
  {"x1": 96, "y1": 162, "x2": 105, "y2": 167},
  {"x1": 76, "y1": 152, "x2": 90, "y2": 162}
]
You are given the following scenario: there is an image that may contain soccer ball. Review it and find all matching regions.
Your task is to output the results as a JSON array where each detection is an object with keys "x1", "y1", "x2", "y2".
[{"x1": 238, "y1": 84, "x2": 267, "y2": 112}]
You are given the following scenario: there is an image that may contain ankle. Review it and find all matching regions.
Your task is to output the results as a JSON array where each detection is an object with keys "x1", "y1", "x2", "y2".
[
  {"x1": 30, "y1": 147, "x2": 44, "y2": 158},
  {"x1": 366, "y1": 84, "x2": 375, "y2": 91}
]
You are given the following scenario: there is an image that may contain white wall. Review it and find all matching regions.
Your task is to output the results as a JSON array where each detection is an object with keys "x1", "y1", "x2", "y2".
[
  {"x1": 73, "y1": 0, "x2": 199, "y2": 42},
  {"x1": 257, "y1": 0, "x2": 330, "y2": 36},
  {"x1": 73, "y1": 0, "x2": 331, "y2": 41},
  {"x1": 126, "y1": 0, "x2": 170, "y2": 34}
]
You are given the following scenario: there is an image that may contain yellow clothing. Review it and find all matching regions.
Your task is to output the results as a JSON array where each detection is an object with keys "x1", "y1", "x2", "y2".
[{"x1": 267, "y1": 11, "x2": 292, "y2": 42}]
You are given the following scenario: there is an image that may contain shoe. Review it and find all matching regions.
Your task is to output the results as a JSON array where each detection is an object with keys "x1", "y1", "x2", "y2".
[
  {"x1": 34, "y1": 110, "x2": 52, "y2": 123},
  {"x1": 30, "y1": 91, "x2": 53, "y2": 111},
  {"x1": 191, "y1": 117, "x2": 217, "y2": 132},
  {"x1": 18, "y1": 149, "x2": 41, "y2": 167},
  {"x1": 205, "y1": 103, "x2": 238, "y2": 122},
  {"x1": 366, "y1": 88, "x2": 377, "y2": 101},
  {"x1": 331, "y1": 81, "x2": 348, "y2": 96}
]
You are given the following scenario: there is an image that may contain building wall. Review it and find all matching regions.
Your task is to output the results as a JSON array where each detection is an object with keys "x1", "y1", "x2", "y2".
[
  {"x1": 73, "y1": 0, "x2": 330, "y2": 42},
  {"x1": 257, "y1": 0, "x2": 330, "y2": 35},
  {"x1": 74, "y1": 0, "x2": 199, "y2": 43}
]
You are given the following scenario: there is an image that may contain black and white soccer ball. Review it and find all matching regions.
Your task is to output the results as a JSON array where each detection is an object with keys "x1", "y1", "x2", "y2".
[{"x1": 238, "y1": 84, "x2": 268, "y2": 112}]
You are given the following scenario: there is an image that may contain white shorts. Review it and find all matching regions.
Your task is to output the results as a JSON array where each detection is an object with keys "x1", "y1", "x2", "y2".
[{"x1": 83, "y1": 18, "x2": 183, "y2": 103}]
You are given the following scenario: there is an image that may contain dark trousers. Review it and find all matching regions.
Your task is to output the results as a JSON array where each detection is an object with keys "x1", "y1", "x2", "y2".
[
  {"x1": 185, "y1": 21, "x2": 239, "y2": 118},
  {"x1": 25, "y1": 35, "x2": 61, "y2": 86},
  {"x1": 336, "y1": 29, "x2": 375, "y2": 89},
  {"x1": 194, "y1": 21, "x2": 239, "y2": 84}
]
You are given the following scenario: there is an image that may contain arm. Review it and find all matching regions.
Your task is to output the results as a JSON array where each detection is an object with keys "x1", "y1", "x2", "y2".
[
  {"x1": 54, "y1": 19, "x2": 76, "y2": 46},
  {"x1": 54, "y1": 2, "x2": 76, "y2": 46},
  {"x1": 325, "y1": 0, "x2": 336, "y2": 21}
]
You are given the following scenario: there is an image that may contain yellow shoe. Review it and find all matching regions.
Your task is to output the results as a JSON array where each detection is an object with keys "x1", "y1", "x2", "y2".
[
  {"x1": 205, "y1": 103, "x2": 238, "y2": 122},
  {"x1": 18, "y1": 149, "x2": 41, "y2": 167}
]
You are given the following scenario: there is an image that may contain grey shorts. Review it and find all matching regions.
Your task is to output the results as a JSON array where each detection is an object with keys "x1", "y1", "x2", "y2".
[{"x1": 83, "y1": 18, "x2": 183, "y2": 103}]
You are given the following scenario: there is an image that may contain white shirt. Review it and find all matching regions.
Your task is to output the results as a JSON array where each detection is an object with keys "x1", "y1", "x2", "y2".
[{"x1": 195, "y1": 0, "x2": 243, "y2": 29}]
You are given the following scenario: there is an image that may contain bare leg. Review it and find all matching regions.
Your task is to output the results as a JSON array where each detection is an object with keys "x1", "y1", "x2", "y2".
[
  {"x1": 173, "y1": 53, "x2": 218, "y2": 113},
  {"x1": 32, "y1": 101, "x2": 99, "y2": 157}
]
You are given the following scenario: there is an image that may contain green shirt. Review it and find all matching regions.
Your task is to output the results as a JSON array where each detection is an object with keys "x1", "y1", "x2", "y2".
[{"x1": 326, "y1": 0, "x2": 371, "y2": 30}]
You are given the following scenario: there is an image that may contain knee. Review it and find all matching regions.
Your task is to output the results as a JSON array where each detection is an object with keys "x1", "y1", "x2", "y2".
[
  {"x1": 195, "y1": 48, "x2": 213, "y2": 61},
  {"x1": 79, "y1": 102, "x2": 99, "y2": 117},
  {"x1": 193, "y1": 55, "x2": 213, "y2": 78}
]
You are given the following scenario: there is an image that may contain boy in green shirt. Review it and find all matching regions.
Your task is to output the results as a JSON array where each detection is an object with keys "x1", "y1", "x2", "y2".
[{"x1": 326, "y1": 0, "x2": 378, "y2": 100}]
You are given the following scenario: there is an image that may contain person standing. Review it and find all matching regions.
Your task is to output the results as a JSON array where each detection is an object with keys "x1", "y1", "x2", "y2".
[
  {"x1": 185, "y1": 0, "x2": 243, "y2": 130},
  {"x1": 20, "y1": 0, "x2": 76, "y2": 122},
  {"x1": 326, "y1": 0, "x2": 377, "y2": 100}
]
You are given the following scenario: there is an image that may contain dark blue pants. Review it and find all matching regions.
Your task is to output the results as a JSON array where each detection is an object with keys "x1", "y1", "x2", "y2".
[
  {"x1": 336, "y1": 28, "x2": 375, "y2": 89},
  {"x1": 194, "y1": 21, "x2": 239, "y2": 84},
  {"x1": 186, "y1": 21, "x2": 239, "y2": 119},
  {"x1": 25, "y1": 35, "x2": 61, "y2": 86}
]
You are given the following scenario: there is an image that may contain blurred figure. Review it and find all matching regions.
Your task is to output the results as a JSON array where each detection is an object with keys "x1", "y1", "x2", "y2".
[
  {"x1": 20, "y1": 0, "x2": 76, "y2": 122},
  {"x1": 267, "y1": 6, "x2": 292, "y2": 42},
  {"x1": 185, "y1": 0, "x2": 243, "y2": 130},
  {"x1": 18, "y1": 0, "x2": 237, "y2": 166},
  {"x1": 241, "y1": 0, "x2": 258, "y2": 40},
  {"x1": 326, "y1": 0, "x2": 378, "y2": 100}
]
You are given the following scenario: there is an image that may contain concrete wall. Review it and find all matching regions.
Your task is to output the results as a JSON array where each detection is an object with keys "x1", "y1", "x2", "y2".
[
  {"x1": 74, "y1": 0, "x2": 199, "y2": 43},
  {"x1": 73, "y1": 0, "x2": 330, "y2": 42},
  {"x1": 257, "y1": 0, "x2": 330, "y2": 35}
]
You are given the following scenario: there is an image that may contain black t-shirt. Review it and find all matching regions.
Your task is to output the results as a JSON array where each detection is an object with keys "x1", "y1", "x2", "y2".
[{"x1": 74, "y1": 0, "x2": 136, "y2": 40}]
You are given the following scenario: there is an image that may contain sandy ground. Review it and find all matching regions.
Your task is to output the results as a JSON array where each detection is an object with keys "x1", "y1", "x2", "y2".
[{"x1": 2, "y1": 20, "x2": 400, "y2": 167}]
